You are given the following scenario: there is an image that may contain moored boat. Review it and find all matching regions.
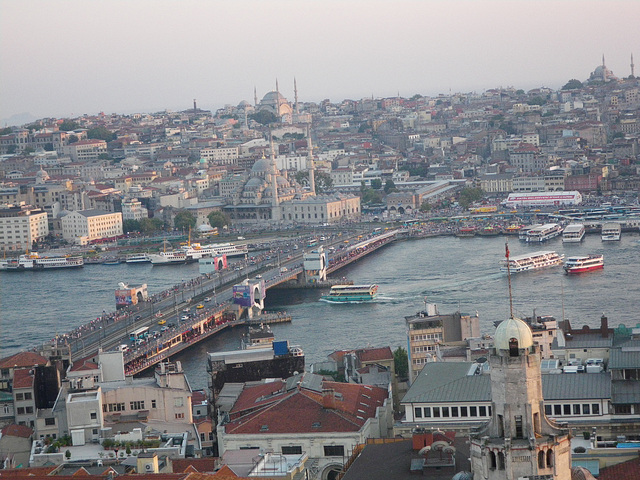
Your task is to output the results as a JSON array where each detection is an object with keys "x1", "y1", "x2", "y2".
[
  {"x1": 601, "y1": 223, "x2": 621, "y2": 241},
  {"x1": 521, "y1": 223, "x2": 563, "y2": 242},
  {"x1": 564, "y1": 255, "x2": 604, "y2": 274},
  {"x1": 0, "y1": 252, "x2": 84, "y2": 271},
  {"x1": 125, "y1": 253, "x2": 151, "y2": 264},
  {"x1": 320, "y1": 284, "x2": 378, "y2": 303},
  {"x1": 562, "y1": 224, "x2": 585, "y2": 243},
  {"x1": 500, "y1": 251, "x2": 564, "y2": 273},
  {"x1": 456, "y1": 227, "x2": 476, "y2": 238},
  {"x1": 149, "y1": 250, "x2": 191, "y2": 265}
]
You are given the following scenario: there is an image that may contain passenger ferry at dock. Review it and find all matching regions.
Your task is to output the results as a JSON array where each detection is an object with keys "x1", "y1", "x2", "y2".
[
  {"x1": 564, "y1": 255, "x2": 604, "y2": 274},
  {"x1": 149, "y1": 250, "x2": 191, "y2": 265},
  {"x1": 182, "y1": 242, "x2": 248, "y2": 259},
  {"x1": 562, "y1": 224, "x2": 585, "y2": 243},
  {"x1": 0, "y1": 252, "x2": 84, "y2": 271},
  {"x1": 520, "y1": 223, "x2": 563, "y2": 243},
  {"x1": 320, "y1": 284, "x2": 379, "y2": 303},
  {"x1": 601, "y1": 223, "x2": 621, "y2": 241},
  {"x1": 500, "y1": 251, "x2": 564, "y2": 273},
  {"x1": 125, "y1": 253, "x2": 151, "y2": 264}
]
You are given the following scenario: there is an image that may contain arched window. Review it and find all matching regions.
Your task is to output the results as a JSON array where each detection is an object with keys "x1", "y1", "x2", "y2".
[
  {"x1": 509, "y1": 337, "x2": 519, "y2": 357},
  {"x1": 489, "y1": 451, "x2": 497, "y2": 470},
  {"x1": 547, "y1": 449, "x2": 554, "y2": 468},
  {"x1": 497, "y1": 452, "x2": 505, "y2": 470},
  {"x1": 538, "y1": 450, "x2": 545, "y2": 469}
]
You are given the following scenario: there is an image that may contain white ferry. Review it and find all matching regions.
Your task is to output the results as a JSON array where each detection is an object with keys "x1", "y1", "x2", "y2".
[
  {"x1": 0, "y1": 253, "x2": 84, "y2": 271},
  {"x1": 562, "y1": 224, "x2": 585, "y2": 243},
  {"x1": 522, "y1": 223, "x2": 563, "y2": 242},
  {"x1": 181, "y1": 242, "x2": 249, "y2": 259},
  {"x1": 149, "y1": 250, "x2": 191, "y2": 265},
  {"x1": 601, "y1": 223, "x2": 621, "y2": 241},
  {"x1": 125, "y1": 253, "x2": 151, "y2": 263},
  {"x1": 500, "y1": 251, "x2": 564, "y2": 273},
  {"x1": 519, "y1": 224, "x2": 542, "y2": 241},
  {"x1": 320, "y1": 284, "x2": 379, "y2": 303},
  {"x1": 564, "y1": 255, "x2": 604, "y2": 274}
]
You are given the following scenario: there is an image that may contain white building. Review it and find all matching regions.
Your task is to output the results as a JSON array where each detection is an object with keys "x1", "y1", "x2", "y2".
[
  {"x1": 503, "y1": 191, "x2": 582, "y2": 208},
  {"x1": 0, "y1": 204, "x2": 48, "y2": 251},
  {"x1": 61, "y1": 209, "x2": 123, "y2": 244},
  {"x1": 62, "y1": 140, "x2": 107, "y2": 162},
  {"x1": 121, "y1": 198, "x2": 148, "y2": 221}
]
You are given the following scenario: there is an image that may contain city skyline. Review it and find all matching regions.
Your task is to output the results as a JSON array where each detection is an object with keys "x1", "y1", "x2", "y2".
[{"x1": 1, "y1": 0, "x2": 639, "y2": 124}]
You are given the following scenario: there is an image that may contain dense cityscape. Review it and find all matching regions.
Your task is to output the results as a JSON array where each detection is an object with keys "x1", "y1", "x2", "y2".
[{"x1": 1, "y1": 57, "x2": 640, "y2": 480}]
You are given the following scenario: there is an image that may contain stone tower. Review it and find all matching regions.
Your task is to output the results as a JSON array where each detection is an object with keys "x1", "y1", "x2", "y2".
[
  {"x1": 470, "y1": 317, "x2": 571, "y2": 479},
  {"x1": 306, "y1": 124, "x2": 315, "y2": 195}
]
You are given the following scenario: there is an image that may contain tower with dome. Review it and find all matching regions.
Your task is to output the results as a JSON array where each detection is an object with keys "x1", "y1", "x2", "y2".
[
  {"x1": 256, "y1": 80, "x2": 293, "y2": 123},
  {"x1": 469, "y1": 316, "x2": 572, "y2": 479}
]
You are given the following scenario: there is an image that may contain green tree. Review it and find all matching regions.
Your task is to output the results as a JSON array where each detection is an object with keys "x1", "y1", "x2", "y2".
[
  {"x1": 561, "y1": 79, "x2": 583, "y2": 90},
  {"x1": 174, "y1": 211, "x2": 196, "y2": 231},
  {"x1": 361, "y1": 188, "x2": 382, "y2": 204},
  {"x1": 370, "y1": 178, "x2": 382, "y2": 190},
  {"x1": 0, "y1": 127, "x2": 12, "y2": 135},
  {"x1": 419, "y1": 201, "x2": 431, "y2": 213},
  {"x1": 527, "y1": 96, "x2": 546, "y2": 106},
  {"x1": 208, "y1": 211, "x2": 230, "y2": 229},
  {"x1": 250, "y1": 110, "x2": 278, "y2": 125},
  {"x1": 384, "y1": 179, "x2": 396, "y2": 194},
  {"x1": 23, "y1": 147, "x2": 35, "y2": 155},
  {"x1": 67, "y1": 134, "x2": 79, "y2": 144},
  {"x1": 122, "y1": 219, "x2": 141, "y2": 234},
  {"x1": 294, "y1": 170, "x2": 334, "y2": 193},
  {"x1": 6, "y1": 145, "x2": 17, "y2": 154},
  {"x1": 393, "y1": 346, "x2": 408, "y2": 379},
  {"x1": 59, "y1": 120, "x2": 80, "y2": 131},
  {"x1": 44, "y1": 142, "x2": 54, "y2": 151},
  {"x1": 139, "y1": 218, "x2": 163, "y2": 235},
  {"x1": 457, "y1": 187, "x2": 484, "y2": 209},
  {"x1": 87, "y1": 126, "x2": 116, "y2": 141},
  {"x1": 515, "y1": 89, "x2": 525, "y2": 95}
]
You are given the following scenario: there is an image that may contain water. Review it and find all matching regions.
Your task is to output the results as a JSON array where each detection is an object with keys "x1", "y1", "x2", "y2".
[{"x1": 2, "y1": 234, "x2": 639, "y2": 389}]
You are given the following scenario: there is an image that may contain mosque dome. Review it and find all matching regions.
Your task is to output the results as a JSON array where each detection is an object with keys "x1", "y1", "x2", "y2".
[
  {"x1": 494, "y1": 317, "x2": 534, "y2": 351},
  {"x1": 275, "y1": 175, "x2": 289, "y2": 186},
  {"x1": 238, "y1": 100, "x2": 251, "y2": 108},
  {"x1": 261, "y1": 91, "x2": 287, "y2": 105},
  {"x1": 251, "y1": 158, "x2": 273, "y2": 174},
  {"x1": 245, "y1": 177, "x2": 265, "y2": 190},
  {"x1": 571, "y1": 466, "x2": 597, "y2": 480}
]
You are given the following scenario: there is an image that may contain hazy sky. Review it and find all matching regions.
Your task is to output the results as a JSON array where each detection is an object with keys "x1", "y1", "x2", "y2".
[{"x1": 1, "y1": 0, "x2": 639, "y2": 122}]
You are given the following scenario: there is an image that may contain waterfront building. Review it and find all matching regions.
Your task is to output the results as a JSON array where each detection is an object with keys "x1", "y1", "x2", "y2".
[
  {"x1": 0, "y1": 204, "x2": 48, "y2": 251},
  {"x1": 60, "y1": 209, "x2": 123, "y2": 245},
  {"x1": 406, "y1": 304, "x2": 480, "y2": 384}
]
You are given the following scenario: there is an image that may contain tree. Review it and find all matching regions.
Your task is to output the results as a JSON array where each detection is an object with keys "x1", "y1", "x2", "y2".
[
  {"x1": 59, "y1": 120, "x2": 80, "y2": 131},
  {"x1": 250, "y1": 110, "x2": 278, "y2": 125},
  {"x1": 174, "y1": 211, "x2": 196, "y2": 231},
  {"x1": 87, "y1": 126, "x2": 116, "y2": 141},
  {"x1": 67, "y1": 134, "x2": 79, "y2": 144},
  {"x1": 122, "y1": 219, "x2": 141, "y2": 234},
  {"x1": 294, "y1": 170, "x2": 334, "y2": 193},
  {"x1": 419, "y1": 201, "x2": 431, "y2": 213},
  {"x1": 208, "y1": 211, "x2": 230, "y2": 229},
  {"x1": 6, "y1": 145, "x2": 17, "y2": 154},
  {"x1": 98, "y1": 153, "x2": 110, "y2": 160},
  {"x1": 527, "y1": 96, "x2": 546, "y2": 106},
  {"x1": 44, "y1": 142, "x2": 54, "y2": 151},
  {"x1": 370, "y1": 178, "x2": 382, "y2": 190},
  {"x1": 361, "y1": 187, "x2": 382, "y2": 204},
  {"x1": 139, "y1": 218, "x2": 163, "y2": 235},
  {"x1": 515, "y1": 89, "x2": 525, "y2": 95},
  {"x1": 561, "y1": 79, "x2": 583, "y2": 90},
  {"x1": 457, "y1": 187, "x2": 484, "y2": 209},
  {"x1": 0, "y1": 127, "x2": 12, "y2": 135},
  {"x1": 393, "y1": 346, "x2": 408, "y2": 379},
  {"x1": 384, "y1": 179, "x2": 396, "y2": 194}
]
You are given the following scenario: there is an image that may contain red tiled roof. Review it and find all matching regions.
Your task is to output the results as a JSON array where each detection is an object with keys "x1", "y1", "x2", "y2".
[
  {"x1": 191, "y1": 390, "x2": 208, "y2": 406},
  {"x1": 171, "y1": 458, "x2": 217, "y2": 473},
  {"x1": 0, "y1": 351, "x2": 48, "y2": 369},
  {"x1": 69, "y1": 360, "x2": 99, "y2": 372},
  {"x1": 357, "y1": 347, "x2": 393, "y2": 363},
  {"x1": 597, "y1": 457, "x2": 640, "y2": 480},
  {"x1": 1, "y1": 424, "x2": 33, "y2": 438},
  {"x1": 0, "y1": 466, "x2": 57, "y2": 477},
  {"x1": 12, "y1": 369, "x2": 34, "y2": 389},
  {"x1": 229, "y1": 380, "x2": 286, "y2": 417}
]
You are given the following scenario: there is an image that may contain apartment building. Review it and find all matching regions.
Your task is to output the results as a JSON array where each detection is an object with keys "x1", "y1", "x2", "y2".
[
  {"x1": 61, "y1": 209, "x2": 122, "y2": 244},
  {"x1": 0, "y1": 204, "x2": 48, "y2": 251},
  {"x1": 62, "y1": 139, "x2": 107, "y2": 162}
]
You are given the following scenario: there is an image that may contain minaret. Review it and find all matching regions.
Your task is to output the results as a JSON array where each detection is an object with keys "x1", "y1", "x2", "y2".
[
  {"x1": 294, "y1": 77, "x2": 299, "y2": 114},
  {"x1": 269, "y1": 133, "x2": 279, "y2": 207},
  {"x1": 632, "y1": 53, "x2": 636, "y2": 78},
  {"x1": 307, "y1": 124, "x2": 315, "y2": 195},
  {"x1": 254, "y1": 87, "x2": 258, "y2": 107},
  {"x1": 276, "y1": 78, "x2": 279, "y2": 94},
  {"x1": 193, "y1": 99, "x2": 197, "y2": 113},
  {"x1": 469, "y1": 317, "x2": 571, "y2": 479},
  {"x1": 602, "y1": 54, "x2": 606, "y2": 67}
]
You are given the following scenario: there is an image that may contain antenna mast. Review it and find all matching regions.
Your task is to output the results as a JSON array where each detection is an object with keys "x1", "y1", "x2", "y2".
[{"x1": 505, "y1": 242, "x2": 514, "y2": 318}]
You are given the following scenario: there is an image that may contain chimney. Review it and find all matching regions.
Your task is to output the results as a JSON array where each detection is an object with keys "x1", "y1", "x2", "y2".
[
  {"x1": 601, "y1": 314, "x2": 609, "y2": 338},
  {"x1": 322, "y1": 389, "x2": 336, "y2": 410}
]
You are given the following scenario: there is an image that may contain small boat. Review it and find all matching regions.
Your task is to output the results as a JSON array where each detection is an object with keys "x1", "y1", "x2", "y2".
[
  {"x1": 320, "y1": 284, "x2": 378, "y2": 303},
  {"x1": 456, "y1": 227, "x2": 476, "y2": 238},
  {"x1": 601, "y1": 223, "x2": 621, "y2": 241},
  {"x1": 500, "y1": 251, "x2": 564, "y2": 273},
  {"x1": 564, "y1": 255, "x2": 604, "y2": 274},
  {"x1": 504, "y1": 224, "x2": 524, "y2": 235},
  {"x1": 477, "y1": 226, "x2": 500, "y2": 236},
  {"x1": 125, "y1": 253, "x2": 151, "y2": 264},
  {"x1": 102, "y1": 258, "x2": 122, "y2": 265},
  {"x1": 562, "y1": 224, "x2": 585, "y2": 243}
]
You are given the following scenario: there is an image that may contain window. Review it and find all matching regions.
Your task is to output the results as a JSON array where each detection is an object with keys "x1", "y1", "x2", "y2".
[
  {"x1": 470, "y1": 406, "x2": 477, "y2": 417},
  {"x1": 573, "y1": 404, "x2": 581, "y2": 415},
  {"x1": 563, "y1": 404, "x2": 571, "y2": 415},
  {"x1": 451, "y1": 407, "x2": 459, "y2": 417},
  {"x1": 152, "y1": 400, "x2": 157, "y2": 409},
  {"x1": 25, "y1": 407, "x2": 33, "y2": 414},
  {"x1": 615, "y1": 404, "x2": 631, "y2": 414},
  {"x1": 15, "y1": 393, "x2": 23, "y2": 401},
  {"x1": 544, "y1": 405, "x2": 552, "y2": 415},
  {"x1": 17, "y1": 407, "x2": 25, "y2": 415},
  {"x1": 460, "y1": 406, "x2": 468, "y2": 417},
  {"x1": 130, "y1": 401, "x2": 145, "y2": 410},
  {"x1": 538, "y1": 450, "x2": 546, "y2": 469},
  {"x1": 423, "y1": 407, "x2": 431, "y2": 418},
  {"x1": 489, "y1": 451, "x2": 496, "y2": 470},
  {"x1": 324, "y1": 445, "x2": 345, "y2": 457},
  {"x1": 414, "y1": 407, "x2": 422, "y2": 418},
  {"x1": 108, "y1": 402, "x2": 125, "y2": 412},
  {"x1": 175, "y1": 413, "x2": 185, "y2": 419},
  {"x1": 547, "y1": 449, "x2": 554, "y2": 468},
  {"x1": 497, "y1": 451, "x2": 505, "y2": 470},
  {"x1": 433, "y1": 407, "x2": 441, "y2": 418},
  {"x1": 582, "y1": 404, "x2": 590, "y2": 415},
  {"x1": 592, "y1": 404, "x2": 600, "y2": 415},
  {"x1": 24, "y1": 392, "x2": 32, "y2": 400},
  {"x1": 282, "y1": 446, "x2": 303, "y2": 455},
  {"x1": 442, "y1": 407, "x2": 450, "y2": 417},
  {"x1": 479, "y1": 406, "x2": 487, "y2": 417},
  {"x1": 92, "y1": 429, "x2": 98, "y2": 435},
  {"x1": 45, "y1": 417, "x2": 55, "y2": 426},
  {"x1": 200, "y1": 433, "x2": 205, "y2": 441},
  {"x1": 515, "y1": 415, "x2": 523, "y2": 438},
  {"x1": 175, "y1": 397, "x2": 184, "y2": 407},
  {"x1": 554, "y1": 405, "x2": 562, "y2": 415}
]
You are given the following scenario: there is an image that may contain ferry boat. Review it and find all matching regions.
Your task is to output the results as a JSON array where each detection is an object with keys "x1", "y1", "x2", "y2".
[
  {"x1": 149, "y1": 250, "x2": 191, "y2": 265},
  {"x1": 125, "y1": 253, "x2": 151, "y2": 264},
  {"x1": 456, "y1": 227, "x2": 476, "y2": 238},
  {"x1": 500, "y1": 251, "x2": 564, "y2": 273},
  {"x1": 0, "y1": 252, "x2": 84, "y2": 271},
  {"x1": 504, "y1": 224, "x2": 525, "y2": 235},
  {"x1": 564, "y1": 255, "x2": 604, "y2": 274},
  {"x1": 601, "y1": 222, "x2": 621, "y2": 241},
  {"x1": 521, "y1": 223, "x2": 563, "y2": 243},
  {"x1": 181, "y1": 242, "x2": 249, "y2": 259},
  {"x1": 519, "y1": 224, "x2": 542, "y2": 241},
  {"x1": 562, "y1": 224, "x2": 585, "y2": 243},
  {"x1": 320, "y1": 284, "x2": 379, "y2": 303}
]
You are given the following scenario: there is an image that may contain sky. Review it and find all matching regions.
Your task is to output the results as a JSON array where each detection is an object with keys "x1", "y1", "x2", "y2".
[{"x1": 1, "y1": 0, "x2": 639, "y2": 124}]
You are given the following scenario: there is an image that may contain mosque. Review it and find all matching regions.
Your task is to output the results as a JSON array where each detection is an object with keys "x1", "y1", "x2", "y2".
[
  {"x1": 587, "y1": 55, "x2": 619, "y2": 83},
  {"x1": 254, "y1": 80, "x2": 294, "y2": 123}
]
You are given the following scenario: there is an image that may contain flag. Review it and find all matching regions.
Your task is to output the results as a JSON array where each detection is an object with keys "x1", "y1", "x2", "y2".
[{"x1": 505, "y1": 242, "x2": 510, "y2": 259}]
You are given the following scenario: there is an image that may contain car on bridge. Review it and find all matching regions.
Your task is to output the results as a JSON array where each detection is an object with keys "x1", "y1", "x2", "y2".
[
  {"x1": 158, "y1": 319, "x2": 166, "y2": 325},
  {"x1": 196, "y1": 303, "x2": 204, "y2": 309}
]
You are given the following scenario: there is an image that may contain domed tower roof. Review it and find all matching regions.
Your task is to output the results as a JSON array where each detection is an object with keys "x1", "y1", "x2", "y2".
[
  {"x1": 494, "y1": 317, "x2": 534, "y2": 351},
  {"x1": 251, "y1": 158, "x2": 272, "y2": 175},
  {"x1": 261, "y1": 91, "x2": 287, "y2": 105}
]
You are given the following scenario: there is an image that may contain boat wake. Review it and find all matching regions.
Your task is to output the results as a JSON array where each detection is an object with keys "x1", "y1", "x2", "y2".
[{"x1": 318, "y1": 298, "x2": 374, "y2": 305}]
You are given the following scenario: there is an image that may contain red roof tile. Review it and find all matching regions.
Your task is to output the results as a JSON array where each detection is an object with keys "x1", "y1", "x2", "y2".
[
  {"x1": 357, "y1": 347, "x2": 393, "y2": 363},
  {"x1": 598, "y1": 457, "x2": 640, "y2": 480},
  {"x1": 171, "y1": 458, "x2": 217, "y2": 473},
  {"x1": 1, "y1": 424, "x2": 33, "y2": 438},
  {"x1": 69, "y1": 360, "x2": 99, "y2": 372},
  {"x1": 229, "y1": 380, "x2": 286, "y2": 417},
  {"x1": 12, "y1": 369, "x2": 34, "y2": 389},
  {"x1": 0, "y1": 351, "x2": 48, "y2": 369},
  {"x1": 0, "y1": 466, "x2": 57, "y2": 477}
]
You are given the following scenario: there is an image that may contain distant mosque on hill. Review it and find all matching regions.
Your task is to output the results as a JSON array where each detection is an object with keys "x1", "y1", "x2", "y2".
[
  {"x1": 587, "y1": 54, "x2": 637, "y2": 83},
  {"x1": 252, "y1": 79, "x2": 311, "y2": 124}
]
